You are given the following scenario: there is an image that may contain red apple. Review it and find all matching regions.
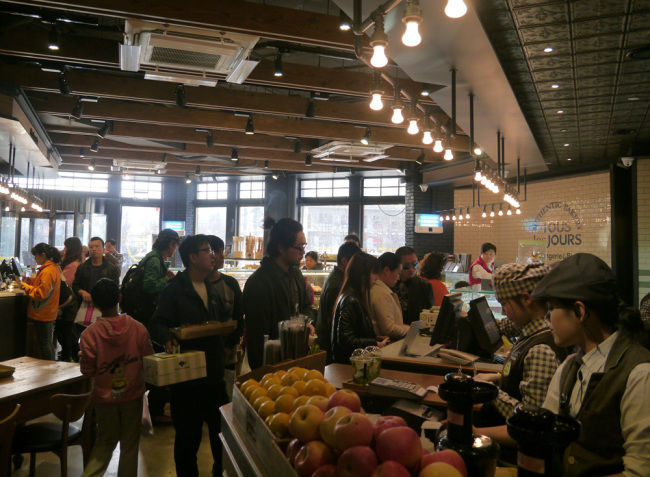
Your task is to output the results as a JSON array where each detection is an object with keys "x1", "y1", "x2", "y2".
[
  {"x1": 326, "y1": 389, "x2": 362, "y2": 413},
  {"x1": 312, "y1": 464, "x2": 337, "y2": 477},
  {"x1": 336, "y1": 446, "x2": 378, "y2": 477},
  {"x1": 294, "y1": 440, "x2": 336, "y2": 477},
  {"x1": 289, "y1": 405, "x2": 324, "y2": 443},
  {"x1": 372, "y1": 416, "x2": 408, "y2": 444},
  {"x1": 418, "y1": 462, "x2": 463, "y2": 477},
  {"x1": 286, "y1": 438, "x2": 302, "y2": 465},
  {"x1": 420, "y1": 450, "x2": 467, "y2": 477},
  {"x1": 319, "y1": 406, "x2": 353, "y2": 448},
  {"x1": 375, "y1": 427, "x2": 422, "y2": 469},
  {"x1": 332, "y1": 413, "x2": 374, "y2": 451},
  {"x1": 371, "y1": 461, "x2": 412, "y2": 477},
  {"x1": 307, "y1": 395, "x2": 329, "y2": 412}
]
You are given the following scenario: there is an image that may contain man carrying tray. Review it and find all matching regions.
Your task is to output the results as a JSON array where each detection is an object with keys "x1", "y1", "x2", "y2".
[{"x1": 150, "y1": 234, "x2": 232, "y2": 477}]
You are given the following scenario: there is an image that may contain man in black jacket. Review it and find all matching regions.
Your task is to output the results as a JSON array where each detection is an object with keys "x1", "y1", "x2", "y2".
[
  {"x1": 243, "y1": 217, "x2": 315, "y2": 370},
  {"x1": 150, "y1": 234, "x2": 232, "y2": 477},
  {"x1": 315, "y1": 241, "x2": 360, "y2": 362},
  {"x1": 392, "y1": 246, "x2": 435, "y2": 325},
  {"x1": 72, "y1": 236, "x2": 119, "y2": 306}
]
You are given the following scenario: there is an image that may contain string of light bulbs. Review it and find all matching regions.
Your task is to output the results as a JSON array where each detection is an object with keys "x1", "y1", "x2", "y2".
[{"x1": 438, "y1": 203, "x2": 521, "y2": 223}]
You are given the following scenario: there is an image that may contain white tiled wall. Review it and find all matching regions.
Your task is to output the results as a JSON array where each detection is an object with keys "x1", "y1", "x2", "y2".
[
  {"x1": 453, "y1": 172, "x2": 612, "y2": 266},
  {"x1": 638, "y1": 159, "x2": 650, "y2": 306}
]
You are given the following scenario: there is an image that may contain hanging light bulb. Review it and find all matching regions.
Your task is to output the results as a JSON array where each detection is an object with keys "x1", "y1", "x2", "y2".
[
  {"x1": 466, "y1": 208, "x2": 470, "y2": 219},
  {"x1": 498, "y1": 205, "x2": 504, "y2": 216},
  {"x1": 482, "y1": 206, "x2": 487, "y2": 218},
  {"x1": 406, "y1": 101, "x2": 419, "y2": 134},
  {"x1": 458, "y1": 211, "x2": 462, "y2": 221},
  {"x1": 391, "y1": 86, "x2": 405, "y2": 124},
  {"x1": 507, "y1": 206, "x2": 513, "y2": 215},
  {"x1": 445, "y1": 0, "x2": 467, "y2": 18},
  {"x1": 401, "y1": 0, "x2": 423, "y2": 47},
  {"x1": 490, "y1": 206, "x2": 495, "y2": 217},
  {"x1": 369, "y1": 71, "x2": 384, "y2": 111},
  {"x1": 446, "y1": 212, "x2": 451, "y2": 221},
  {"x1": 433, "y1": 123, "x2": 444, "y2": 152},
  {"x1": 422, "y1": 116, "x2": 434, "y2": 144},
  {"x1": 516, "y1": 208, "x2": 521, "y2": 215},
  {"x1": 474, "y1": 160, "x2": 482, "y2": 182},
  {"x1": 370, "y1": 14, "x2": 389, "y2": 68},
  {"x1": 440, "y1": 214, "x2": 444, "y2": 222},
  {"x1": 481, "y1": 175, "x2": 488, "y2": 186},
  {"x1": 444, "y1": 147, "x2": 454, "y2": 161},
  {"x1": 474, "y1": 147, "x2": 482, "y2": 156},
  {"x1": 422, "y1": 130, "x2": 433, "y2": 144},
  {"x1": 452, "y1": 211, "x2": 457, "y2": 220}
]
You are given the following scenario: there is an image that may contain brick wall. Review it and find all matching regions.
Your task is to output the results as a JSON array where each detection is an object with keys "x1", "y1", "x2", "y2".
[
  {"x1": 638, "y1": 159, "x2": 650, "y2": 306},
  {"x1": 453, "y1": 171, "x2": 612, "y2": 265}
]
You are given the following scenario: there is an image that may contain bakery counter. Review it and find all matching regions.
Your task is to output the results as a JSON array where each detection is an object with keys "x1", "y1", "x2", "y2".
[{"x1": 0, "y1": 292, "x2": 28, "y2": 360}]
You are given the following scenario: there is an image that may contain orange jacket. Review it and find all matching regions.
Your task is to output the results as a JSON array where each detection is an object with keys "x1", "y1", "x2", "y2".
[{"x1": 23, "y1": 260, "x2": 61, "y2": 322}]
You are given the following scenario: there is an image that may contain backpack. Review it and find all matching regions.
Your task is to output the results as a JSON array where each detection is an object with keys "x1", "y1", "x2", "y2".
[{"x1": 120, "y1": 254, "x2": 159, "y2": 319}]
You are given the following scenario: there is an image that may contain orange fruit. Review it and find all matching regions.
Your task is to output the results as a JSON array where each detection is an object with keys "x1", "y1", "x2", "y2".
[
  {"x1": 260, "y1": 373, "x2": 276, "y2": 386},
  {"x1": 303, "y1": 369, "x2": 325, "y2": 382},
  {"x1": 292, "y1": 368, "x2": 309, "y2": 380},
  {"x1": 240, "y1": 379, "x2": 259, "y2": 395},
  {"x1": 324, "y1": 383, "x2": 337, "y2": 397},
  {"x1": 249, "y1": 387, "x2": 268, "y2": 404},
  {"x1": 244, "y1": 384, "x2": 261, "y2": 401},
  {"x1": 268, "y1": 412, "x2": 291, "y2": 438},
  {"x1": 292, "y1": 380, "x2": 307, "y2": 395},
  {"x1": 275, "y1": 394, "x2": 296, "y2": 414},
  {"x1": 265, "y1": 414, "x2": 274, "y2": 426},
  {"x1": 274, "y1": 370, "x2": 287, "y2": 379},
  {"x1": 267, "y1": 384, "x2": 284, "y2": 401},
  {"x1": 279, "y1": 386, "x2": 300, "y2": 398},
  {"x1": 280, "y1": 372, "x2": 300, "y2": 387},
  {"x1": 304, "y1": 379, "x2": 327, "y2": 397},
  {"x1": 262, "y1": 377, "x2": 282, "y2": 390},
  {"x1": 258, "y1": 400, "x2": 276, "y2": 419},
  {"x1": 292, "y1": 395, "x2": 310, "y2": 411},
  {"x1": 253, "y1": 395, "x2": 272, "y2": 411}
]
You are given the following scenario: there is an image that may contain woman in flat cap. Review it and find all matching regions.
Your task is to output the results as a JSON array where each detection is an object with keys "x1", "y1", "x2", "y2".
[{"x1": 533, "y1": 253, "x2": 650, "y2": 477}]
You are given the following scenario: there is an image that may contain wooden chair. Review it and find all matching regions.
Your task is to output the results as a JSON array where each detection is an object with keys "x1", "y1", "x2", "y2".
[
  {"x1": 12, "y1": 392, "x2": 92, "y2": 477},
  {"x1": 0, "y1": 404, "x2": 21, "y2": 476}
]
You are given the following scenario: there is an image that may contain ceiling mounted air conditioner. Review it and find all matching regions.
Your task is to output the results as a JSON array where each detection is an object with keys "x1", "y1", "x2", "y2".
[
  {"x1": 311, "y1": 141, "x2": 393, "y2": 162},
  {"x1": 113, "y1": 159, "x2": 166, "y2": 171},
  {"x1": 123, "y1": 20, "x2": 259, "y2": 85}
]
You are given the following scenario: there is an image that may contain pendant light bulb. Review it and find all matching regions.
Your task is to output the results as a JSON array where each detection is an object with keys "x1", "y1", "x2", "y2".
[
  {"x1": 422, "y1": 130, "x2": 433, "y2": 144},
  {"x1": 371, "y1": 45, "x2": 388, "y2": 68},
  {"x1": 466, "y1": 208, "x2": 470, "y2": 219},
  {"x1": 481, "y1": 176, "x2": 488, "y2": 185},
  {"x1": 407, "y1": 120, "x2": 419, "y2": 135},
  {"x1": 474, "y1": 147, "x2": 482, "y2": 155},
  {"x1": 370, "y1": 15, "x2": 389, "y2": 68},
  {"x1": 452, "y1": 212, "x2": 456, "y2": 221},
  {"x1": 458, "y1": 212, "x2": 462, "y2": 221},
  {"x1": 433, "y1": 140, "x2": 443, "y2": 153},
  {"x1": 475, "y1": 171, "x2": 482, "y2": 181},
  {"x1": 498, "y1": 205, "x2": 504, "y2": 216},
  {"x1": 446, "y1": 212, "x2": 450, "y2": 221},
  {"x1": 507, "y1": 207, "x2": 513, "y2": 215},
  {"x1": 444, "y1": 148, "x2": 454, "y2": 160},
  {"x1": 490, "y1": 207, "x2": 495, "y2": 217},
  {"x1": 370, "y1": 93, "x2": 384, "y2": 111},
  {"x1": 445, "y1": 0, "x2": 467, "y2": 18},
  {"x1": 482, "y1": 207, "x2": 487, "y2": 218},
  {"x1": 402, "y1": 22, "x2": 421, "y2": 47},
  {"x1": 516, "y1": 208, "x2": 521, "y2": 215},
  {"x1": 391, "y1": 108, "x2": 404, "y2": 124}
]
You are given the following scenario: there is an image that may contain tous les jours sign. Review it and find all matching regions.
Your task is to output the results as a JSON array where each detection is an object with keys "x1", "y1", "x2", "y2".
[{"x1": 526, "y1": 201, "x2": 583, "y2": 261}]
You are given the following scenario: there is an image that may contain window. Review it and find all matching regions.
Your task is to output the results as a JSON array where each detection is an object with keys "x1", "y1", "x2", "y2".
[
  {"x1": 195, "y1": 207, "x2": 227, "y2": 239},
  {"x1": 363, "y1": 204, "x2": 406, "y2": 255},
  {"x1": 120, "y1": 206, "x2": 160, "y2": 271},
  {"x1": 301, "y1": 179, "x2": 349, "y2": 198},
  {"x1": 239, "y1": 206, "x2": 264, "y2": 237},
  {"x1": 301, "y1": 205, "x2": 349, "y2": 255},
  {"x1": 239, "y1": 181, "x2": 265, "y2": 200},
  {"x1": 54, "y1": 216, "x2": 75, "y2": 249},
  {"x1": 363, "y1": 177, "x2": 405, "y2": 197},
  {"x1": 14, "y1": 172, "x2": 109, "y2": 193},
  {"x1": 197, "y1": 182, "x2": 228, "y2": 200},
  {"x1": 121, "y1": 178, "x2": 162, "y2": 200},
  {"x1": 0, "y1": 216, "x2": 17, "y2": 261}
]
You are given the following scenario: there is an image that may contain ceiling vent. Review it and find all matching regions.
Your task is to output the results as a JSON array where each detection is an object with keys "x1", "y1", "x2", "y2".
[
  {"x1": 113, "y1": 158, "x2": 166, "y2": 171},
  {"x1": 311, "y1": 141, "x2": 393, "y2": 163},
  {"x1": 123, "y1": 20, "x2": 259, "y2": 85}
]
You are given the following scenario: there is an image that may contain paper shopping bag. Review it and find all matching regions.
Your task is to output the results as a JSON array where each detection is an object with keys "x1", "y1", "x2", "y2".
[{"x1": 74, "y1": 302, "x2": 102, "y2": 327}]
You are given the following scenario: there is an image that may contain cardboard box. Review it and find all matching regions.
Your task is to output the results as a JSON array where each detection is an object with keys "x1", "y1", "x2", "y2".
[{"x1": 143, "y1": 351, "x2": 206, "y2": 386}]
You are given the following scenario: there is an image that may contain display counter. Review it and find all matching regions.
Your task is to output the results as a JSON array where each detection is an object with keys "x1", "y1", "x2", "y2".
[{"x1": 0, "y1": 291, "x2": 28, "y2": 360}]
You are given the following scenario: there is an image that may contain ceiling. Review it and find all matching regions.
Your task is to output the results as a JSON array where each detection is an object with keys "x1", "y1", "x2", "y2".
[{"x1": 0, "y1": 0, "x2": 648, "y2": 184}]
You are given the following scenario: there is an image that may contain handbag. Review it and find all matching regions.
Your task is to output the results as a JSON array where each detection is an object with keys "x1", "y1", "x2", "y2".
[{"x1": 58, "y1": 268, "x2": 74, "y2": 308}]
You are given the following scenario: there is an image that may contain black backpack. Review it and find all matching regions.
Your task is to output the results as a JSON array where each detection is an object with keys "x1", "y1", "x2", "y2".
[{"x1": 120, "y1": 255, "x2": 159, "y2": 320}]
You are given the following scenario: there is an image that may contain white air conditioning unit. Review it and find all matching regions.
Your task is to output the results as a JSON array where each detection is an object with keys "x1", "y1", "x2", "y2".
[
  {"x1": 123, "y1": 20, "x2": 259, "y2": 85},
  {"x1": 311, "y1": 141, "x2": 393, "y2": 162},
  {"x1": 113, "y1": 159, "x2": 166, "y2": 171}
]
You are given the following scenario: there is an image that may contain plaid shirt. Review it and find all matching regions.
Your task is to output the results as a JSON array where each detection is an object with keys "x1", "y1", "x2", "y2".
[{"x1": 492, "y1": 318, "x2": 560, "y2": 419}]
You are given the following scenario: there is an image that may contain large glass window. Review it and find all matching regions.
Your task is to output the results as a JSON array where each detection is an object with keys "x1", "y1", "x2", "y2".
[
  {"x1": 301, "y1": 179, "x2": 349, "y2": 198},
  {"x1": 120, "y1": 206, "x2": 160, "y2": 271},
  {"x1": 239, "y1": 181, "x2": 265, "y2": 200},
  {"x1": 121, "y1": 178, "x2": 162, "y2": 200},
  {"x1": 195, "y1": 207, "x2": 227, "y2": 239},
  {"x1": 363, "y1": 204, "x2": 406, "y2": 255},
  {"x1": 14, "y1": 172, "x2": 109, "y2": 193},
  {"x1": 18, "y1": 218, "x2": 50, "y2": 265},
  {"x1": 238, "y1": 206, "x2": 264, "y2": 237},
  {"x1": 197, "y1": 182, "x2": 228, "y2": 200},
  {"x1": 0, "y1": 216, "x2": 17, "y2": 260},
  {"x1": 301, "y1": 205, "x2": 349, "y2": 255},
  {"x1": 363, "y1": 177, "x2": 406, "y2": 197},
  {"x1": 54, "y1": 216, "x2": 75, "y2": 249}
]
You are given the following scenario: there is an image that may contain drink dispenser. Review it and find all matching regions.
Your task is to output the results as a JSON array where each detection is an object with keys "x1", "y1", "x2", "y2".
[
  {"x1": 437, "y1": 373, "x2": 500, "y2": 477},
  {"x1": 232, "y1": 236, "x2": 245, "y2": 258}
]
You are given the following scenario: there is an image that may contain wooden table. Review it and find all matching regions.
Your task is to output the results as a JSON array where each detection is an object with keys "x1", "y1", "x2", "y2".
[{"x1": 0, "y1": 357, "x2": 91, "y2": 424}]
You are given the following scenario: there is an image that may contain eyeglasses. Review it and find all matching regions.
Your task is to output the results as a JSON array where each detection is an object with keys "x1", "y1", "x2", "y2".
[
  {"x1": 290, "y1": 244, "x2": 308, "y2": 253},
  {"x1": 197, "y1": 247, "x2": 213, "y2": 254},
  {"x1": 402, "y1": 261, "x2": 419, "y2": 270}
]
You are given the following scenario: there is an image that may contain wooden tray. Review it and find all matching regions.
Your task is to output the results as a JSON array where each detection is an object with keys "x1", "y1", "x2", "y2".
[{"x1": 0, "y1": 364, "x2": 16, "y2": 379}]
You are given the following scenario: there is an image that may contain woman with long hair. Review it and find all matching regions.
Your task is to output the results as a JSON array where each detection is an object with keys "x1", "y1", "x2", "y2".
[
  {"x1": 369, "y1": 252, "x2": 409, "y2": 341},
  {"x1": 533, "y1": 253, "x2": 650, "y2": 476},
  {"x1": 331, "y1": 252, "x2": 387, "y2": 364},
  {"x1": 18, "y1": 243, "x2": 62, "y2": 360},
  {"x1": 57, "y1": 237, "x2": 84, "y2": 361},
  {"x1": 419, "y1": 252, "x2": 450, "y2": 306}
]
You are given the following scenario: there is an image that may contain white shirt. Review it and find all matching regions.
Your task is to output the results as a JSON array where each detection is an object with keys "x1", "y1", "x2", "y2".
[
  {"x1": 543, "y1": 331, "x2": 650, "y2": 477},
  {"x1": 369, "y1": 280, "x2": 409, "y2": 340}
]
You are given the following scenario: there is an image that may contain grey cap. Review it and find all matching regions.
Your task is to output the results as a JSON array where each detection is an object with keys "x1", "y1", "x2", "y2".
[
  {"x1": 531, "y1": 253, "x2": 617, "y2": 303},
  {"x1": 158, "y1": 228, "x2": 180, "y2": 241}
]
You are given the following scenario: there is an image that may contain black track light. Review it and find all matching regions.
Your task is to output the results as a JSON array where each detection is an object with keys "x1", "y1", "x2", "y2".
[
  {"x1": 361, "y1": 127, "x2": 371, "y2": 145},
  {"x1": 195, "y1": 166, "x2": 201, "y2": 176},
  {"x1": 185, "y1": 172, "x2": 192, "y2": 184},
  {"x1": 339, "y1": 9, "x2": 352, "y2": 31},
  {"x1": 231, "y1": 148, "x2": 238, "y2": 161},
  {"x1": 264, "y1": 160, "x2": 270, "y2": 169},
  {"x1": 274, "y1": 54, "x2": 283, "y2": 77},
  {"x1": 97, "y1": 122, "x2": 110, "y2": 139},
  {"x1": 272, "y1": 171, "x2": 279, "y2": 180},
  {"x1": 398, "y1": 162, "x2": 406, "y2": 173},
  {"x1": 305, "y1": 98, "x2": 316, "y2": 118},
  {"x1": 212, "y1": 175, "x2": 218, "y2": 182},
  {"x1": 48, "y1": 23, "x2": 60, "y2": 51},
  {"x1": 294, "y1": 139, "x2": 302, "y2": 154},
  {"x1": 421, "y1": 83, "x2": 432, "y2": 96},
  {"x1": 176, "y1": 84, "x2": 187, "y2": 108},
  {"x1": 71, "y1": 99, "x2": 83, "y2": 120},
  {"x1": 58, "y1": 71, "x2": 72, "y2": 96},
  {"x1": 245, "y1": 114, "x2": 254, "y2": 135},
  {"x1": 88, "y1": 159, "x2": 96, "y2": 171},
  {"x1": 333, "y1": 166, "x2": 339, "y2": 174},
  {"x1": 90, "y1": 138, "x2": 100, "y2": 152},
  {"x1": 206, "y1": 131, "x2": 214, "y2": 147},
  {"x1": 305, "y1": 154, "x2": 312, "y2": 166},
  {"x1": 161, "y1": 153, "x2": 168, "y2": 163},
  {"x1": 415, "y1": 152, "x2": 425, "y2": 165},
  {"x1": 79, "y1": 147, "x2": 84, "y2": 158}
]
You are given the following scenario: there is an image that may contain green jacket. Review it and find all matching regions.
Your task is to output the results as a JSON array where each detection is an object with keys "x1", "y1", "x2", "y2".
[{"x1": 142, "y1": 249, "x2": 169, "y2": 295}]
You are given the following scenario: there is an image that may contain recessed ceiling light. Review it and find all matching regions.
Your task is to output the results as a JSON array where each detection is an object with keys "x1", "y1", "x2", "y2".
[
  {"x1": 567, "y1": 157, "x2": 572, "y2": 161},
  {"x1": 544, "y1": 47, "x2": 554, "y2": 53},
  {"x1": 551, "y1": 84, "x2": 559, "y2": 89},
  {"x1": 628, "y1": 96, "x2": 640, "y2": 101},
  {"x1": 560, "y1": 128, "x2": 567, "y2": 132},
  {"x1": 557, "y1": 110, "x2": 564, "y2": 114},
  {"x1": 564, "y1": 143, "x2": 570, "y2": 147}
]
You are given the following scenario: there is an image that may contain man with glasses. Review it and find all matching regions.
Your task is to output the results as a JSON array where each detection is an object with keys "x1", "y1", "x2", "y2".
[
  {"x1": 243, "y1": 217, "x2": 315, "y2": 370},
  {"x1": 392, "y1": 246, "x2": 435, "y2": 325},
  {"x1": 151, "y1": 234, "x2": 230, "y2": 477}
]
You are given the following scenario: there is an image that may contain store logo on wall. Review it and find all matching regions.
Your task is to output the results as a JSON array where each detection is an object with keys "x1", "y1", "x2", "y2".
[{"x1": 524, "y1": 201, "x2": 583, "y2": 259}]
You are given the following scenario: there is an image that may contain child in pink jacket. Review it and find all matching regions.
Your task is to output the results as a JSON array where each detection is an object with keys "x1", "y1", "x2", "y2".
[{"x1": 79, "y1": 278, "x2": 154, "y2": 477}]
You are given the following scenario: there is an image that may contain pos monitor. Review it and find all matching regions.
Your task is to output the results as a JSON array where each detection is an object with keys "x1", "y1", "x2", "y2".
[
  {"x1": 465, "y1": 296, "x2": 504, "y2": 358},
  {"x1": 429, "y1": 292, "x2": 463, "y2": 347},
  {"x1": 11, "y1": 257, "x2": 24, "y2": 278}
]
